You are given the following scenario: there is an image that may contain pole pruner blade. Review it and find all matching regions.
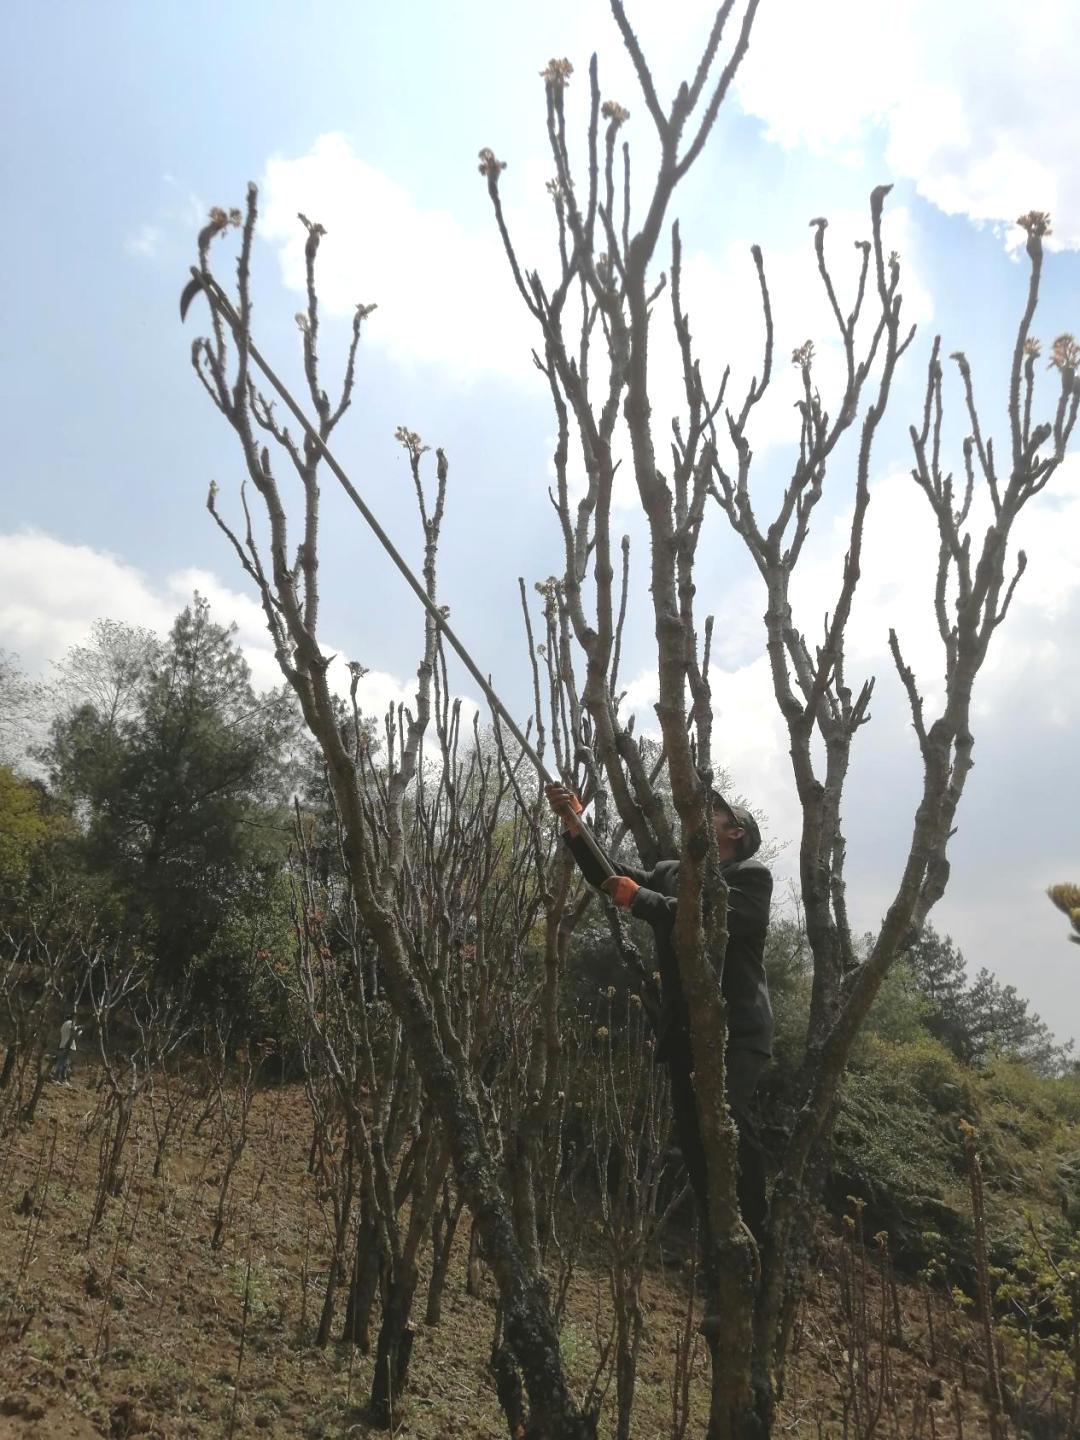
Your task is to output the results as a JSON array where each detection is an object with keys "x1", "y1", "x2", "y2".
[{"x1": 179, "y1": 270, "x2": 207, "y2": 324}]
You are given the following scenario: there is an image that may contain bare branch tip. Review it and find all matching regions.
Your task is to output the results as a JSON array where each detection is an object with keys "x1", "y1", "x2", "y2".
[
  {"x1": 478, "y1": 148, "x2": 507, "y2": 179},
  {"x1": 196, "y1": 205, "x2": 239, "y2": 253},
  {"x1": 540, "y1": 57, "x2": 574, "y2": 91},
  {"x1": 1049, "y1": 334, "x2": 1080, "y2": 373},
  {"x1": 394, "y1": 425, "x2": 429, "y2": 460},
  {"x1": 791, "y1": 339, "x2": 815, "y2": 371},
  {"x1": 1017, "y1": 210, "x2": 1052, "y2": 239},
  {"x1": 601, "y1": 99, "x2": 630, "y2": 127},
  {"x1": 298, "y1": 212, "x2": 327, "y2": 238}
]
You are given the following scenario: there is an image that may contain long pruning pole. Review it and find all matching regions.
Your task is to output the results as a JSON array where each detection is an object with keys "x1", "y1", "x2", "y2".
[{"x1": 182, "y1": 268, "x2": 615, "y2": 879}]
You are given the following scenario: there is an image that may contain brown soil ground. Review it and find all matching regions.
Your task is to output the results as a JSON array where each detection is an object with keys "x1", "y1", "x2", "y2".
[{"x1": 0, "y1": 1065, "x2": 1003, "y2": 1439}]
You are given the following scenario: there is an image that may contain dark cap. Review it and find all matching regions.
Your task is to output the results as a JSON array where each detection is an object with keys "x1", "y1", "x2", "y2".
[{"x1": 710, "y1": 790, "x2": 762, "y2": 859}]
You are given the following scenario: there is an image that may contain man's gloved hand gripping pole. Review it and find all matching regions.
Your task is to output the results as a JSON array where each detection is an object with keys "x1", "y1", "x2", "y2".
[{"x1": 544, "y1": 784, "x2": 633, "y2": 902}]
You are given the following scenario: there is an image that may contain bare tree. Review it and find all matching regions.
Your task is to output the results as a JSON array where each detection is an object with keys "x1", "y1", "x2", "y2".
[
  {"x1": 45, "y1": 619, "x2": 162, "y2": 735},
  {"x1": 0, "y1": 896, "x2": 104, "y2": 1128},
  {"x1": 285, "y1": 609, "x2": 589, "y2": 1420},
  {"x1": 185, "y1": 11, "x2": 1078, "y2": 1430},
  {"x1": 0, "y1": 652, "x2": 36, "y2": 768},
  {"x1": 85, "y1": 946, "x2": 154, "y2": 1237},
  {"x1": 585, "y1": 999, "x2": 686, "y2": 1440},
  {"x1": 0, "y1": 914, "x2": 73, "y2": 1126},
  {"x1": 187, "y1": 202, "x2": 597, "y2": 1435},
  {"x1": 204, "y1": 1017, "x2": 261, "y2": 1251},
  {"x1": 477, "y1": 11, "x2": 1078, "y2": 1439},
  {"x1": 288, "y1": 803, "x2": 429, "y2": 1412}
]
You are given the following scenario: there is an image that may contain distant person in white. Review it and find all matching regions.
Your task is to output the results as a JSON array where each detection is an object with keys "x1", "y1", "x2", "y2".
[{"x1": 53, "y1": 1014, "x2": 81, "y2": 1083}]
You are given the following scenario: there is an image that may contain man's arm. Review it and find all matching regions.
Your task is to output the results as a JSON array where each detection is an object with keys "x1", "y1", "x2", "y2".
[
  {"x1": 629, "y1": 862, "x2": 772, "y2": 934},
  {"x1": 546, "y1": 784, "x2": 660, "y2": 892},
  {"x1": 627, "y1": 885, "x2": 677, "y2": 928},
  {"x1": 726, "y1": 863, "x2": 773, "y2": 935},
  {"x1": 564, "y1": 832, "x2": 657, "y2": 892}
]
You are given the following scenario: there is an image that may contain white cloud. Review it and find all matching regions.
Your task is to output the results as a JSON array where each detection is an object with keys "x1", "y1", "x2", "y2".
[
  {"x1": 125, "y1": 224, "x2": 163, "y2": 260},
  {"x1": 0, "y1": 532, "x2": 429, "y2": 726},
  {"x1": 736, "y1": 0, "x2": 1080, "y2": 248},
  {"x1": 246, "y1": 0, "x2": 1078, "y2": 432},
  {"x1": 0, "y1": 532, "x2": 176, "y2": 672},
  {"x1": 619, "y1": 669, "x2": 660, "y2": 723},
  {"x1": 528, "y1": 0, "x2": 1078, "y2": 250},
  {"x1": 259, "y1": 134, "x2": 538, "y2": 383},
  {"x1": 710, "y1": 657, "x2": 795, "y2": 849},
  {"x1": 974, "y1": 457, "x2": 1080, "y2": 722},
  {"x1": 815, "y1": 454, "x2": 1080, "y2": 721},
  {"x1": 125, "y1": 176, "x2": 205, "y2": 264}
]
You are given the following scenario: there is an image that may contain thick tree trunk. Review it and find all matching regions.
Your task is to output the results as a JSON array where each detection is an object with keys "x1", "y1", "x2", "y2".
[
  {"x1": 106, "y1": 1097, "x2": 132, "y2": 1197},
  {"x1": 20, "y1": 1062, "x2": 49, "y2": 1125},
  {"x1": 342, "y1": 1209, "x2": 382, "y2": 1351},
  {"x1": 425, "y1": 1191, "x2": 462, "y2": 1327},
  {"x1": 466, "y1": 1213, "x2": 484, "y2": 1297},
  {"x1": 210, "y1": 1143, "x2": 242, "y2": 1251},
  {"x1": 316, "y1": 1251, "x2": 342, "y2": 1348},
  {"x1": 613, "y1": 1277, "x2": 642, "y2": 1440},
  {"x1": 491, "y1": 1344, "x2": 528, "y2": 1440},
  {"x1": 368, "y1": 1271, "x2": 418, "y2": 1428}
]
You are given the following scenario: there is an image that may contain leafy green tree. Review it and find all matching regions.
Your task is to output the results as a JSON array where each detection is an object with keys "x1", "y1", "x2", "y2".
[
  {"x1": 905, "y1": 927, "x2": 969, "y2": 1055},
  {"x1": 0, "y1": 766, "x2": 49, "y2": 887},
  {"x1": 908, "y1": 924, "x2": 1069, "y2": 1073},
  {"x1": 962, "y1": 967, "x2": 1067, "y2": 1073},
  {"x1": 0, "y1": 765, "x2": 71, "y2": 899},
  {"x1": 44, "y1": 595, "x2": 297, "y2": 994},
  {"x1": 1048, "y1": 884, "x2": 1080, "y2": 945}
]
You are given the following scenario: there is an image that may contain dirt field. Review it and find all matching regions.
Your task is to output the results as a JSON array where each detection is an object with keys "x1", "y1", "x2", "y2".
[{"x1": 0, "y1": 1065, "x2": 999, "y2": 1438}]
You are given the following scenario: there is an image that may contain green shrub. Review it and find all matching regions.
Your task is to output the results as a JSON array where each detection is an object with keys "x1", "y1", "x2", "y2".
[{"x1": 830, "y1": 1034, "x2": 971, "y2": 1262}]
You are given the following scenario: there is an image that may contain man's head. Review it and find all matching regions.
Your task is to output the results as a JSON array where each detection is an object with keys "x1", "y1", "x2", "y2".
[{"x1": 710, "y1": 790, "x2": 762, "y2": 862}]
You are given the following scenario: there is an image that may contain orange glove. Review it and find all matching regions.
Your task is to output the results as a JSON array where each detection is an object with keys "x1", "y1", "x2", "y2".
[
  {"x1": 602, "y1": 875, "x2": 640, "y2": 908},
  {"x1": 545, "y1": 783, "x2": 583, "y2": 836}
]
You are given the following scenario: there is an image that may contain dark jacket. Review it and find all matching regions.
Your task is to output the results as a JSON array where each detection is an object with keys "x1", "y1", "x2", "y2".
[{"x1": 566, "y1": 834, "x2": 774, "y2": 1057}]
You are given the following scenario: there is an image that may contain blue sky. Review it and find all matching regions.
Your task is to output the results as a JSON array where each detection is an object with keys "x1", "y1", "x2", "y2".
[{"x1": 3, "y1": 1, "x2": 1079, "y2": 1039}]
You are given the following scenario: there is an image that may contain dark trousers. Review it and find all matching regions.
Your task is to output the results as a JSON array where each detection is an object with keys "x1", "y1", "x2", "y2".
[{"x1": 667, "y1": 1045, "x2": 769, "y2": 1244}]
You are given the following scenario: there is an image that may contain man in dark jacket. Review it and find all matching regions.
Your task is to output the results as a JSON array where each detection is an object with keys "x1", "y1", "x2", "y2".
[{"x1": 546, "y1": 783, "x2": 773, "y2": 1243}]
